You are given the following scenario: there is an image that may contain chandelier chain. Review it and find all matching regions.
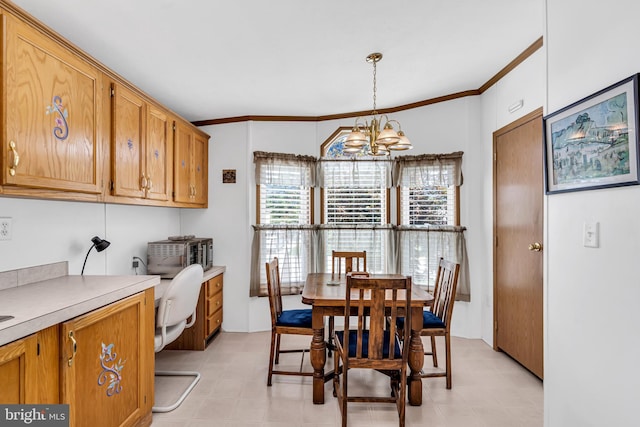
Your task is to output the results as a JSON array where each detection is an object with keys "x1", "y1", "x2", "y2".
[{"x1": 372, "y1": 58, "x2": 377, "y2": 114}]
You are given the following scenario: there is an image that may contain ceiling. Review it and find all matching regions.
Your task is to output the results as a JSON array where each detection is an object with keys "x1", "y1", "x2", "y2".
[{"x1": 9, "y1": 0, "x2": 543, "y2": 123}]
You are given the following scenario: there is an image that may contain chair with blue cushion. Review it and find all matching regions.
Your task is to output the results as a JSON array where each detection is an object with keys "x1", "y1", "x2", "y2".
[
  {"x1": 398, "y1": 257, "x2": 460, "y2": 389},
  {"x1": 333, "y1": 274, "x2": 411, "y2": 427},
  {"x1": 266, "y1": 257, "x2": 314, "y2": 386}
]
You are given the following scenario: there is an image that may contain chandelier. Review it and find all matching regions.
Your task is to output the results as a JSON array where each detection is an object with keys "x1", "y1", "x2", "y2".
[{"x1": 344, "y1": 52, "x2": 412, "y2": 156}]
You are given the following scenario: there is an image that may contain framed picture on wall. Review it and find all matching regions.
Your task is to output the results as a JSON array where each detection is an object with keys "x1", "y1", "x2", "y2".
[{"x1": 543, "y1": 73, "x2": 640, "y2": 194}]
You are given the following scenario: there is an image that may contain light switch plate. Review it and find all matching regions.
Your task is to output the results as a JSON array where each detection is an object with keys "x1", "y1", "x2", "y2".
[{"x1": 583, "y1": 222, "x2": 599, "y2": 248}]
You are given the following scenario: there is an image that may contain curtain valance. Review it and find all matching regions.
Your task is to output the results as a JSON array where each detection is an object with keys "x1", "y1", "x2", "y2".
[
  {"x1": 253, "y1": 151, "x2": 317, "y2": 187},
  {"x1": 318, "y1": 158, "x2": 394, "y2": 188},
  {"x1": 393, "y1": 151, "x2": 464, "y2": 187}
]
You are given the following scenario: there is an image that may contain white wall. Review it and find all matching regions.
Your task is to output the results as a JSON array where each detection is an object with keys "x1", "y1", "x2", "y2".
[
  {"x1": 545, "y1": 1, "x2": 640, "y2": 426},
  {"x1": 0, "y1": 197, "x2": 180, "y2": 275}
]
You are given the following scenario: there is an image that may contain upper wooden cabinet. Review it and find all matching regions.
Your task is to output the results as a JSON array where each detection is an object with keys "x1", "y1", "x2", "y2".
[
  {"x1": 0, "y1": 5, "x2": 209, "y2": 207},
  {"x1": 174, "y1": 120, "x2": 208, "y2": 206},
  {"x1": 110, "y1": 83, "x2": 171, "y2": 201},
  {"x1": 1, "y1": 12, "x2": 103, "y2": 195}
]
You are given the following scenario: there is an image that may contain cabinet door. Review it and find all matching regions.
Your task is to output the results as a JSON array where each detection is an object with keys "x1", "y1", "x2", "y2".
[
  {"x1": 192, "y1": 132, "x2": 208, "y2": 205},
  {"x1": 0, "y1": 334, "x2": 38, "y2": 404},
  {"x1": 173, "y1": 120, "x2": 193, "y2": 203},
  {"x1": 145, "y1": 106, "x2": 171, "y2": 201},
  {"x1": 111, "y1": 83, "x2": 145, "y2": 198},
  {"x1": 173, "y1": 120, "x2": 208, "y2": 206},
  {"x1": 3, "y1": 14, "x2": 102, "y2": 193},
  {"x1": 60, "y1": 290, "x2": 154, "y2": 427}
]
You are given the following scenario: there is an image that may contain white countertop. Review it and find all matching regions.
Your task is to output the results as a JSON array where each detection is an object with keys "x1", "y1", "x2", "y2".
[{"x1": 0, "y1": 274, "x2": 160, "y2": 346}]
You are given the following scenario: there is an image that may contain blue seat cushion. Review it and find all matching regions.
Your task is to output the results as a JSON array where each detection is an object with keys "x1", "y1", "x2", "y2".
[
  {"x1": 276, "y1": 309, "x2": 312, "y2": 327},
  {"x1": 335, "y1": 330, "x2": 402, "y2": 359},
  {"x1": 396, "y1": 310, "x2": 445, "y2": 329}
]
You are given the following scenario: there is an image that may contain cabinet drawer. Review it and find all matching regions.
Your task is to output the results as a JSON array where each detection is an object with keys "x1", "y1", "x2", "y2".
[
  {"x1": 206, "y1": 309, "x2": 223, "y2": 336},
  {"x1": 207, "y1": 274, "x2": 223, "y2": 298},
  {"x1": 207, "y1": 292, "x2": 223, "y2": 318}
]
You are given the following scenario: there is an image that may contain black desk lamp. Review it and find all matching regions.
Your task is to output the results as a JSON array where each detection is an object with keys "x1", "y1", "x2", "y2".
[{"x1": 81, "y1": 236, "x2": 111, "y2": 275}]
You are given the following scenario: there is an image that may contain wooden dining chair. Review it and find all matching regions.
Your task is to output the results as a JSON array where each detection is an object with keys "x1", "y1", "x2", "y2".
[
  {"x1": 328, "y1": 251, "x2": 367, "y2": 352},
  {"x1": 333, "y1": 274, "x2": 411, "y2": 427},
  {"x1": 331, "y1": 250, "x2": 367, "y2": 277},
  {"x1": 265, "y1": 257, "x2": 314, "y2": 386},
  {"x1": 398, "y1": 257, "x2": 460, "y2": 389}
]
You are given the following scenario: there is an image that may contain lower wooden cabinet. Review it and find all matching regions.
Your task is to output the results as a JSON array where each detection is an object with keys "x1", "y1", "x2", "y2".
[
  {"x1": 0, "y1": 332, "x2": 38, "y2": 404},
  {"x1": 0, "y1": 325, "x2": 59, "y2": 404},
  {"x1": 166, "y1": 273, "x2": 223, "y2": 351},
  {"x1": 60, "y1": 289, "x2": 154, "y2": 427}
]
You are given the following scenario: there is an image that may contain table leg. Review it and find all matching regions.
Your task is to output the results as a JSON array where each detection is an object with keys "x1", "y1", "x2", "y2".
[
  {"x1": 310, "y1": 308, "x2": 326, "y2": 404},
  {"x1": 407, "y1": 306, "x2": 424, "y2": 405}
]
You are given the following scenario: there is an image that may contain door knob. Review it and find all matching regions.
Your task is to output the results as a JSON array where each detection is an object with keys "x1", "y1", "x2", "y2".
[{"x1": 528, "y1": 242, "x2": 542, "y2": 252}]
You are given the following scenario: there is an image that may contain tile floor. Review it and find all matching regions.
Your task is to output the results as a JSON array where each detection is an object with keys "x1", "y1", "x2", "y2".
[{"x1": 152, "y1": 332, "x2": 542, "y2": 427}]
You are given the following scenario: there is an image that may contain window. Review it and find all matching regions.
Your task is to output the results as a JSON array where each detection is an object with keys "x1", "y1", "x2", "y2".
[
  {"x1": 320, "y1": 129, "x2": 393, "y2": 273},
  {"x1": 396, "y1": 152, "x2": 464, "y2": 288},
  {"x1": 249, "y1": 145, "x2": 470, "y2": 302},
  {"x1": 251, "y1": 152, "x2": 315, "y2": 297},
  {"x1": 259, "y1": 183, "x2": 310, "y2": 225},
  {"x1": 400, "y1": 185, "x2": 457, "y2": 226}
]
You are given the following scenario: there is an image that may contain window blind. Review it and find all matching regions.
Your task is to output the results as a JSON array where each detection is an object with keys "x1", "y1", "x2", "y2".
[{"x1": 400, "y1": 185, "x2": 455, "y2": 226}]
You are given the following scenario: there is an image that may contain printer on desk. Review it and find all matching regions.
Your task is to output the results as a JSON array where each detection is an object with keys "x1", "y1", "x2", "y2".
[{"x1": 147, "y1": 235, "x2": 213, "y2": 278}]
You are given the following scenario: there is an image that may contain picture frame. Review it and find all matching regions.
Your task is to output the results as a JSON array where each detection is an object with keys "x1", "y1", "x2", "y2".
[
  {"x1": 222, "y1": 169, "x2": 236, "y2": 183},
  {"x1": 543, "y1": 73, "x2": 640, "y2": 194}
]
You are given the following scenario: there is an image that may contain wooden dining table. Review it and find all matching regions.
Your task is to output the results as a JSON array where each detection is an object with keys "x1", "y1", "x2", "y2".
[{"x1": 301, "y1": 273, "x2": 433, "y2": 406}]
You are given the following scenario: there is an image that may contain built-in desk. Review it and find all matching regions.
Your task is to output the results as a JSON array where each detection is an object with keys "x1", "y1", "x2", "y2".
[
  {"x1": 155, "y1": 265, "x2": 226, "y2": 350},
  {"x1": 153, "y1": 265, "x2": 225, "y2": 306},
  {"x1": 0, "y1": 263, "x2": 158, "y2": 427},
  {"x1": 0, "y1": 273, "x2": 159, "y2": 346}
]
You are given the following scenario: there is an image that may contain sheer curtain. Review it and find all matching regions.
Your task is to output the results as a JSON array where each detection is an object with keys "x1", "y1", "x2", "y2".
[
  {"x1": 250, "y1": 225, "x2": 318, "y2": 297},
  {"x1": 394, "y1": 152, "x2": 468, "y2": 301},
  {"x1": 254, "y1": 151, "x2": 317, "y2": 187},
  {"x1": 318, "y1": 157, "x2": 393, "y2": 188},
  {"x1": 393, "y1": 151, "x2": 463, "y2": 187},
  {"x1": 317, "y1": 224, "x2": 395, "y2": 274},
  {"x1": 396, "y1": 225, "x2": 470, "y2": 301}
]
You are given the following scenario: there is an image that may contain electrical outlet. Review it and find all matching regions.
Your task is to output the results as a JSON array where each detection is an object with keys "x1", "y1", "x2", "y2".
[
  {"x1": 132, "y1": 257, "x2": 139, "y2": 268},
  {"x1": 0, "y1": 218, "x2": 12, "y2": 241}
]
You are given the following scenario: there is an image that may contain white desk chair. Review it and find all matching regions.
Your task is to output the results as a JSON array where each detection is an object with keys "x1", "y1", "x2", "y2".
[{"x1": 152, "y1": 264, "x2": 204, "y2": 412}]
